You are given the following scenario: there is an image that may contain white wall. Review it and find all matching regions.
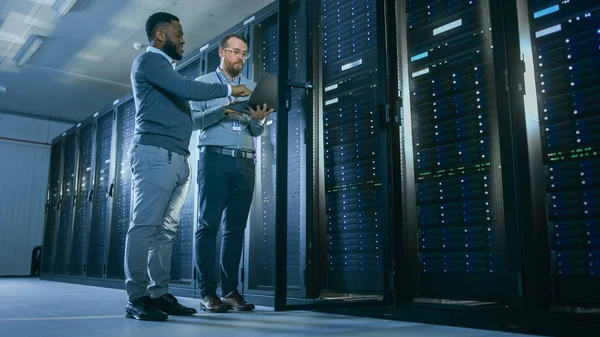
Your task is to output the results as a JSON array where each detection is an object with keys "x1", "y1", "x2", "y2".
[{"x1": 0, "y1": 112, "x2": 72, "y2": 276}]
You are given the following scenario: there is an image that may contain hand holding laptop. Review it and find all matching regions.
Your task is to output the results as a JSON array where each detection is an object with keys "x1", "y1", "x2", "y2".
[
  {"x1": 223, "y1": 101, "x2": 273, "y2": 120},
  {"x1": 245, "y1": 103, "x2": 274, "y2": 120}
]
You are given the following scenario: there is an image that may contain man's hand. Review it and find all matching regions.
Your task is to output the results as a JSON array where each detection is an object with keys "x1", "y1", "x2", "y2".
[
  {"x1": 245, "y1": 103, "x2": 274, "y2": 120},
  {"x1": 231, "y1": 85, "x2": 252, "y2": 97}
]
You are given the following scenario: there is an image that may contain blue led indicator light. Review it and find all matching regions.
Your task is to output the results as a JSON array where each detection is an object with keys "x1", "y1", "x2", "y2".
[
  {"x1": 534, "y1": 4, "x2": 560, "y2": 19},
  {"x1": 411, "y1": 51, "x2": 429, "y2": 62}
]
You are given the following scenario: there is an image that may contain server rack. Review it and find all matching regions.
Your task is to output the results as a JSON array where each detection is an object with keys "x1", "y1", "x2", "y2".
[
  {"x1": 106, "y1": 96, "x2": 136, "y2": 282},
  {"x1": 87, "y1": 108, "x2": 116, "y2": 280},
  {"x1": 53, "y1": 131, "x2": 78, "y2": 275},
  {"x1": 244, "y1": 0, "x2": 309, "y2": 301},
  {"x1": 525, "y1": 0, "x2": 600, "y2": 313},
  {"x1": 318, "y1": 0, "x2": 391, "y2": 297},
  {"x1": 401, "y1": 0, "x2": 515, "y2": 305},
  {"x1": 248, "y1": 10, "x2": 279, "y2": 295},
  {"x1": 270, "y1": 0, "x2": 394, "y2": 310},
  {"x1": 41, "y1": 139, "x2": 65, "y2": 275},
  {"x1": 69, "y1": 120, "x2": 96, "y2": 277}
]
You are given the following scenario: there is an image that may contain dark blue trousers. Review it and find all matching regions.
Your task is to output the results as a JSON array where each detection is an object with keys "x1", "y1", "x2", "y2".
[{"x1": 195, "y1": 151, "x2": 255, "y2": 297}]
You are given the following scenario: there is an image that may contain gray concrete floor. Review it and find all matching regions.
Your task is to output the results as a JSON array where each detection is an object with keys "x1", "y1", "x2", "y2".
[{"x1": 0, "y1": 278, "x2": 541, "y2": 337}]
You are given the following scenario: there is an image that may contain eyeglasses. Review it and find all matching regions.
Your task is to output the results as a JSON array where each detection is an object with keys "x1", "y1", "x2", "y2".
[{"x1": 223, "y1": 48, "x2": 250, "y2": 60}]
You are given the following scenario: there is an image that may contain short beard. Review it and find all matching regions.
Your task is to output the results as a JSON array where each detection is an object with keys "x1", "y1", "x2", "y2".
[
  {"x1": 164, "y1": 39, "x2": 182, "y2": 61},
  {"x1": 226, "y1": 65, "x2": 241, "y2": 77},
  {"x1": 224, "y1": 60, "x2": 242, "y2": 77}
]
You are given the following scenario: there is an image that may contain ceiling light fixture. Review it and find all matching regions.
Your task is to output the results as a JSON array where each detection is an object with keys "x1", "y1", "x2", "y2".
[
  {"x1": 0, "y1": 86, "x2": 7, "y2": 93},
  {"x1": 14, "y1": 35, "x2": 45, "y2": 68},
  {"x1": 51, "y1": 0, "x2": 79, "y2": 19}
]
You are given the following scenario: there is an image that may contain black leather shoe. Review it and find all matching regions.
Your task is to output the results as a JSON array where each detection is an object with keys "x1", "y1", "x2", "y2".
[
  {"x1": 200, "y1": 294, "x2": 230, "y2": 313},
  {"x1": 221, "y1": 291, "x2": 255, "y2": 311},
  {"x1": 125, "y1": 296, "x2": 168, "y2": 321},
  {"x1": 152, "y1": 293, "x2": 197, "y2": 316}
]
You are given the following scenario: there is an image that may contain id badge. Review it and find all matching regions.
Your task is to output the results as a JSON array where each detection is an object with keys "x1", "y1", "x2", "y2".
[{"x1": 232, "y1": 120, "x2": 242, "y2": 131}]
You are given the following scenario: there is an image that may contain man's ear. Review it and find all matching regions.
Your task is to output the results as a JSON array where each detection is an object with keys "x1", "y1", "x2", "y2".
[
  {"x1": 155, "y1": 29, "x2": 165, "y2": 43},
  {"x1": 218, "y1": 48, "x2": 225, "y2": 58}
]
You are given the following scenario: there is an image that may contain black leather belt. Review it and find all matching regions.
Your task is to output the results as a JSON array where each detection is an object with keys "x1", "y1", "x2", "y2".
[{"x1": 200, "y1": 146, "x2": 255, "y2": 159}]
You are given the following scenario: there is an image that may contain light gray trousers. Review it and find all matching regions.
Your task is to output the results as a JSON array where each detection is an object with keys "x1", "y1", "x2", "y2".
[{"x1": 124, "y1": 144, "x2": 191, "y2": 302}]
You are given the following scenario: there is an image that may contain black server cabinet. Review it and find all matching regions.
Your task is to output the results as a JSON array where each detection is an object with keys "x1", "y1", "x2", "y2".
[
  {"x1": 246, "y1": 3, "x2": 307, "y2": 295},
  {"x1": 69, "y1": 122, "x2": 96, "y2": 276},
  {"x1": 403, "y1": 0, "x2": 519, "y2": 303},
  {"x1": 87, "y1": 111, "x2": 115, "y2": 279},
  {"x1": 41, "y1": 141, "x2": 64, "y2": 274},
  {"x1": 54, "y1": 133, "x2": 78, "y2": 275},
  {"x1": 318, "y1": 0, "x2": 390, "y2": 295},
  {"x1": 206, "y1": 47, "x2": 221, "y2": 76},
  {"x1": 106, "y1": 98, "x2": 136, "y2": 280},
  {"x1": 527, "y1": 0, "x2": 600, "y2": 308}
]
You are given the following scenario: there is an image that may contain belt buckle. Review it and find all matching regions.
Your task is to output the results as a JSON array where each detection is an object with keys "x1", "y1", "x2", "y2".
[{"x1": 231, "y1": 149, "x2": 242, "y2": 158}]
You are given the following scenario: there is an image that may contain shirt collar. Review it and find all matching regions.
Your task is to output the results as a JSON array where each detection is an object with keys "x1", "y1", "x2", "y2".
[
  {"x1": 147, "y1": 46, "x2": 176, "y2": 69},
  {"x1": 216, "y1": 67, "x2": 241, "y2": 83}
]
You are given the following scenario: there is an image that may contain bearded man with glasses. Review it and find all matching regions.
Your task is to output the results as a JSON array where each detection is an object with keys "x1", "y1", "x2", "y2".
[{"x1": 190, "y1": 33, "x2": 274, "y2": 312}]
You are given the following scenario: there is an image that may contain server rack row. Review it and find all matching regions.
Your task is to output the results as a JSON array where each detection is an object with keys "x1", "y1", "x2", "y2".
[{"x1": 39, "y1": 0, "x2": 599, "y2": 334}]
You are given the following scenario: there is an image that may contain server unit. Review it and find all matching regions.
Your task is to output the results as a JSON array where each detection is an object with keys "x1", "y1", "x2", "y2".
[
  {"x1": 316, "y1": 0, "x2": 391, "y2": 297},
  {"x1": 41, "y1": 140, "x2": 64, "y2": 275},
  {"x1": 106, "y1": 97, "x2": 136, "y2": 282},
  {"x1": 245, "y1": 0, "x2": 309, "y2": 298},
  {"x1": 401, "y1": 0, "x2": 522, "y2": 307},
  {"x1": 69, "y1": 121, "x2": 96, "y2": 277},
  {"x1": 527, "y1": 0, "x2": 600, "y2": 309},
  {"x1": 87, "y1": 109, "x2": 115, "y2": 279},
  {"x1": 53, "y1": 131, "x2": 78, "y2": 275}
]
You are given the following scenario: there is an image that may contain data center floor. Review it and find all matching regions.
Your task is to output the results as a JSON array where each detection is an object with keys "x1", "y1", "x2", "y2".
[{"x1": 0, "y1": 278, "x2": 541, "y2": 337}]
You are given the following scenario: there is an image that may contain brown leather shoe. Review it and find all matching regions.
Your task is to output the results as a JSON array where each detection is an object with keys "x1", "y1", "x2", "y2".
[
  {"x1": 221, "y1": 291, "x2": 255, "y2": 311},
  {"x1": 200, "y1": 294, "x2": 229, "y2": 313}
]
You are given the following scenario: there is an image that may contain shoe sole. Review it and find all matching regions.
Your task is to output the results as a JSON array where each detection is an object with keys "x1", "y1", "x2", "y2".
[
  {"x1": 160, "y1": 310, "x2": 197, "y2": 316},
  {"x1": 230, "y1": 305, "x2": 255, "y2": 312},
  {"x1": 125, "y1": 311, "x2": 168, "y2": 321},
  {"x1": 200, "y1": 305, "x2": 230, "y2": 313}
]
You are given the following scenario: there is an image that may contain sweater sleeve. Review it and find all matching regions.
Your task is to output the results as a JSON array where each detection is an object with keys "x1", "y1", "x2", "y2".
[{"x1": 136, "y1": 53, "x2": 229, "y2": 101}]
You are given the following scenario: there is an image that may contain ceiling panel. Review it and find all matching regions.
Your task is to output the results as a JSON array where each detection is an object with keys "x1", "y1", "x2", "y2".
[{"x1": 0, "y1": 0, "x2": 37, "y2": 18}]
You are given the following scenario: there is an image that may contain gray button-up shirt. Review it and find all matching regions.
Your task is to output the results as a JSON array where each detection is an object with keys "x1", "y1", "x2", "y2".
[{"x1": 190, "y1": 67, "x2": 266, "y2": 151}]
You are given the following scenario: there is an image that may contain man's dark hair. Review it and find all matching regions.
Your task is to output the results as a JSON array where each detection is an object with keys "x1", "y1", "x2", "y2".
[
  {"x1": 219, "y1": 33, "x2": 248, "y2": 49},
  {"x1": 146, "y1": 12, "x2": 180, "y2": 42}
]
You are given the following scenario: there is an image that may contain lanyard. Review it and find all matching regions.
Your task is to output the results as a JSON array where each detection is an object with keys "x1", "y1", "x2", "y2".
[{"x1": 215, "y1": 71, "x2": 241, "y2": 102}]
